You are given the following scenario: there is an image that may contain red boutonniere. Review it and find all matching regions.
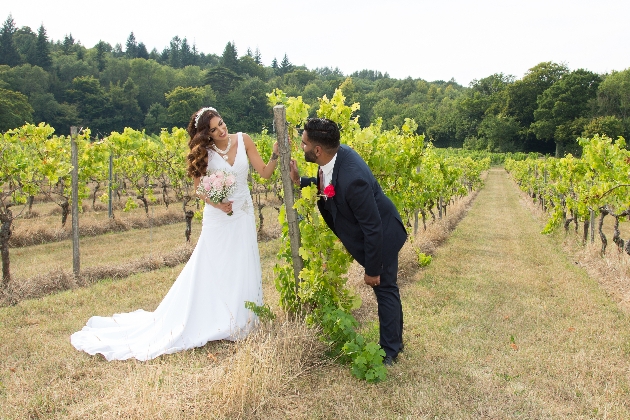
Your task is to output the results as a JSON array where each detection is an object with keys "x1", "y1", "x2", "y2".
[{"x1": 323, "y1": 183, "x2": 336, "y2": 198}]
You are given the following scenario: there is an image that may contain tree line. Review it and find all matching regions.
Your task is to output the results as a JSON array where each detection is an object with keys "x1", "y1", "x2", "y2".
[{"x1": 1, "y1": 14, "x2": 628, "y2": 156}]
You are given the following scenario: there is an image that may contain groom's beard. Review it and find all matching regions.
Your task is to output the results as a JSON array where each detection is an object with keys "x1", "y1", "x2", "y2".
[{"x1": 304, "y1": 148, "x2": 317, "y2": 163}]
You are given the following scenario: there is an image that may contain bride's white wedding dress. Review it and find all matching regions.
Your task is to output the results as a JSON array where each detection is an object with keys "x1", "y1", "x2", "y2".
[{"x1": 71, "y1": 132, "x2": 263, "y2": 361}]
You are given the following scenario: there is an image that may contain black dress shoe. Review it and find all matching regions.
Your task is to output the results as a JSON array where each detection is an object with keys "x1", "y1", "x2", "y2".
[{"x1": 383, "y1": 355, "x2": 397, "y2": 366}]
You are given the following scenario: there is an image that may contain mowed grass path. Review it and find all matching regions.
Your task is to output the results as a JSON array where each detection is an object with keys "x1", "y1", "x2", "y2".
[
  {"x1": 391, "y1": 168, "x2": 630, "y2": 418},
  {"x1": 1, "y1": 168, "x2": 629, "y2": 419}
]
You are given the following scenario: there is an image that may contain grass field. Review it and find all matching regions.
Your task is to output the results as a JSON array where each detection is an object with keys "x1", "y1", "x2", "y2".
[{"x1": 1, "y1": 169, "x2": 630, "y2": 418}]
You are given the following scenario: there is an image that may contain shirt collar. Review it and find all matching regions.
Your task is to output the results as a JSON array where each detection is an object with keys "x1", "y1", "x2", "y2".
[{"x1": 320, "y1": 153, "x2": 337, "y2": 185}]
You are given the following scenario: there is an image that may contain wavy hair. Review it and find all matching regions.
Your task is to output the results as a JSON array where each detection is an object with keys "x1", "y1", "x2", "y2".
[{"x1": 186, "y1": 108, "x2": 222, "y2": 178}]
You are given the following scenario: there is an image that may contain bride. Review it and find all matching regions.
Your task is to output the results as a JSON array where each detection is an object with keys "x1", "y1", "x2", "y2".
[{"x1": 71, "y1": 107, "x2": 279, "y2": 361}]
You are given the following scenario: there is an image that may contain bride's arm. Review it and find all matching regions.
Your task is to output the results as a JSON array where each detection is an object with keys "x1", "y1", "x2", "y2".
[{"x1": 243, "y1": 133, "x2": 278, "y2": 179}]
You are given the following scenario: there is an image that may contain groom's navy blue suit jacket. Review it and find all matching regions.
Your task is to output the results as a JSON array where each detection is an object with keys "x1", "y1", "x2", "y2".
[{"x1": 300, "y1": 145, "x2": 407, "y2": 276}]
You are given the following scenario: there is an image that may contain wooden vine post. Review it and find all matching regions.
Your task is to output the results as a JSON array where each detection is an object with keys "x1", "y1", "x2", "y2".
[
  {"x1": 273, "y1": 105, "x2": 303, "y2": 296},
  {"x1": 70, "y1": 126, "x2": 80, "y2": 281}
]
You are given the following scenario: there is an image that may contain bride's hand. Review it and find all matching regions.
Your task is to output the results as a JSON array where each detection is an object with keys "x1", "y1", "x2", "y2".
[{"x1": 208, "y1": 199, "x2": 233, "y2": 214}]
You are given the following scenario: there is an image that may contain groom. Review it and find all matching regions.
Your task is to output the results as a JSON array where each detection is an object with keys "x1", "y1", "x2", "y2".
[{"x1": 289, "y1": 118, "x2": 407, "y2": 365}]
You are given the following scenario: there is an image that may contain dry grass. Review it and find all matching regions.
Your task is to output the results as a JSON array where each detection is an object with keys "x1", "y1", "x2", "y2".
[
  {"x1": 10, "y1": 208, "x2": 186, "y2": 248},
  {"x1": 6, "y1": 204, "x2": 280, "y2": 306},
  {"x1": 2, "y1": 169, "x2": 630, "y2": 418},
  {"x1": 513, "y1": 175, "x2": 630, "y2": 314},
  {"x1": 1, "y1": 231, "x2": 315, "y2": 419},
  {"x1": 2, "y1": 244, "x2": 194, "y2": 305}
]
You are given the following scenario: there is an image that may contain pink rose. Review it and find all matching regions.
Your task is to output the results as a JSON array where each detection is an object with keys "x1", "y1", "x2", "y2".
[
  {"x1": 225, "y1": 174, "x2": 235, "y2": 187},
  {"x1": 208, "y1": 173, "x2": 217, "y2": 182},
  {"x1": 202, "y1": 177, "x2": 212, "y2": 190}
]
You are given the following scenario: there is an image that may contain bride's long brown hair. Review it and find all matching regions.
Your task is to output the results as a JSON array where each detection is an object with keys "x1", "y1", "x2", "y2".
[{"x1": 186, "y1": 108, "x2": 222, "y2": 178}]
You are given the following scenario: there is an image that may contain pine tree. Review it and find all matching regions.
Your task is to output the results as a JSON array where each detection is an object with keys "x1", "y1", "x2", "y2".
[
  {"x1": 221, "y1": 41, "x2": 238, "y2": 72},
  {"x1": 112, "y1": 43, "x2": 124, "y2": 58},
  {"x1": 95, "y1": 40, "x2": 109, "y2": 72},
  {"x1": 126, "y1": 32, "x2": 138, "y2": 58},
  {"x1": 168, "y1": 36, "x2": 181, "y2": 68},
  {"x1": 254, "y1": 48, "x2": 262, "y2": 65},
  {"x1": 279, "y1": 54, "x2": 293, "y2": 75},
  {"x1": 0, "y1": 15, "x2": 21, "y2": 66},
  {"x1": 180, "y1": 37, "x2": 194, "y2": 66},
  {"x1": 62, "y1": 33, "x2": 75, "y2": 55},
  {"x1": 34, "y1": 24, "x2": 51, "y2": 70},
  {"x1": 137, "y1": 42, "x2": 149, "y2": 59}
]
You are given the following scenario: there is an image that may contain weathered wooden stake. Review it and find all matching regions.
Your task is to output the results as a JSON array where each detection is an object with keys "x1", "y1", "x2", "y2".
[
  {"x1": 70, "y1": 127, "x2": 80, "y2": 281},
  {"x1": 108, "y1": 153, "x2": 113, "y2": 218},
  {"x1": 273, "y1": 105, "x2": 303, "y2": 296}
]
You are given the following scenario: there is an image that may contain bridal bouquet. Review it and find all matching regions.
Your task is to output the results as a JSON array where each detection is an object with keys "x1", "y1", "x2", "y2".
[{"x1": 197, "y1": 170, "x2": 237, "y2": 215}]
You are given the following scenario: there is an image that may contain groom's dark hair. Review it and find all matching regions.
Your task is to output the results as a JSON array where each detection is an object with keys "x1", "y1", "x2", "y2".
[{"x1": 303, "y1": 118, "x2": 340, "y2": 151}]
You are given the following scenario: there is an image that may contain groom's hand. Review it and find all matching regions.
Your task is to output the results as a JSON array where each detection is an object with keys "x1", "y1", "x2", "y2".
[
  {"x1": 289, "y1": 160, "x2": 300, "y2": 186},
  {"x1": 364, "y1": 274, "x2": 380, "y2": 287}
]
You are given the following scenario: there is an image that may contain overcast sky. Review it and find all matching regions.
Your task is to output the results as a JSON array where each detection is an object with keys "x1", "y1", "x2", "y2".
[{"x1": 2, "y1": 0, "x2": 629, "y2": 86}]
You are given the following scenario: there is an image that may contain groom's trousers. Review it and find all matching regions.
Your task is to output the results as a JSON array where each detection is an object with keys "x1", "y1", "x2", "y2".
[{"x1": 373, "y1": 254, "x2": 403, "y2": 359}]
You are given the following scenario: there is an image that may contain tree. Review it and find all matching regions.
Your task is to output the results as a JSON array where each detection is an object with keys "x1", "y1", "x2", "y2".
[
  {"x1": 0, "y1": 15, "x2": 20, "y2": 66},
  {"x1": 0, "y1": 64, "x2": 51, "y2": 127},
  {"x1": 505, "y1": 62, "x2": 568, "y2": 152},
  {"x1": 582, "y1": 115, "x2": 626, "y2": 139},
  {"x1": 224, "y1": 77, "x2": 271, "y2": 132},
  {"x1": 144, "y1": 103, "x2": 170, "y2": 134},
  {"x1": 174, "y1": 65, "x2": 205, "y2": 88},
  {"x1": 30, "y1": 92, "x2": 79, "y2": 131},
  {"x1": 253, "y1": 47, "x2": 262, "y2": 65},
  {"x1": 221, "y1": 41, "x2": 239, "y2": 73},
  {"x1": 61, "y1": 33, "x2": 75, "y2": 55},
  {"x1": 66, "y1": 75, "x2": 112, "y2": 134},
  {"x1": 129, "y1": 58, "x2": 172, "y2": 112},
  {"x1": 598, "y1": 68, "x2": 630, "y2": 119},
  {"x1": 475, "y1": 114, "x2": 520, "y2": 152},
  {"x1": 137, "y1": 42, "x2": 149, "y2": 59},
  {"x1": 168, "y1": 36, "x2": 182, "y2": 68},
  {"x1": 94, "y1": 56, "x2": 131, "y2": 89},
  {"x1": 372, "y1": 98, "x2": 405, "y2": 129},
  {"x1": 94, "y1": 40, "x2": 110, "y2": 72},
  {"x1": 112, "y1": 43, "x2": 124, "y2": 58},
  {"x1": 279, "y1": 54, "x2": 293, "y2": 75},
  {"x1": 532, "y1": 69, "x2": 601, "y2": 156},
  {"x1": 0, "y1": 88, "x2": 33, "y2": 130},
  {"x1": 34, "y1": 24, "x2": 52, "y2": 70},
  {"x1": 13, "y1": 26, "x2": 37, "y2": 65},
  {"x1": 108, "y1": 78, "x2": 144, "y2": 131},
  {"x1": 507, "y1": 62, "x2": 568, "y2": 127},
  {"x1": 180, "y1": 38, "x2": 197, "y2": 67},
  {"x1": 0, "y1": 88, "x2": 33, "y2": 132},
  {"x1": 238, "y1": 54, "x2": 266, "y2": 79},
  {"x1": 165, "y1": 86, "x2": 213, "y2": 128},
  {"x1": 204, "y1": 66, "x2": 243, "y2": 96},
  {"x1": 455, "y1": 73, "x2": 513, "y2": 144},
  {"x1": 125, "y1": 32, "x2": 138, "y2": 58},
  {"x1": 49, "y1": 54, "x2": 93, "y2": 103}
]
